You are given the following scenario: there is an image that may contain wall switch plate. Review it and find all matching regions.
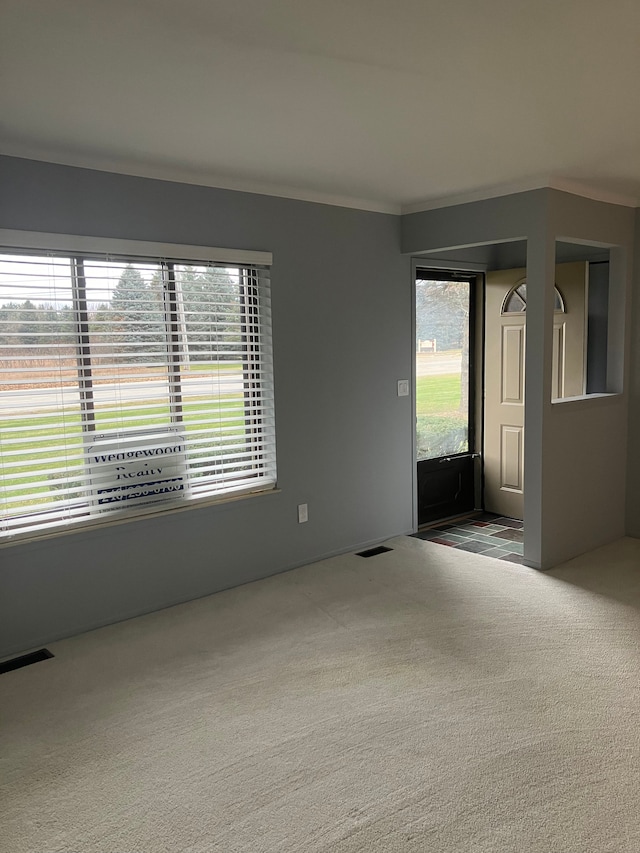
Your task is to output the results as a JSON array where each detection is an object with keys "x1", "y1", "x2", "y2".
[
  {"x1": 397, "y1": 379, "x2": 410, "y2": 397},
  {"x1": 297, "y1": 503, "x2": 308, "y2": 523}
]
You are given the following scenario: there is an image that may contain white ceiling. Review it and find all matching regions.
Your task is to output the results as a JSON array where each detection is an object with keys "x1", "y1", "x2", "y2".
[{"x1": 2, "y1": 0, "x2": 640, "y2": 213}]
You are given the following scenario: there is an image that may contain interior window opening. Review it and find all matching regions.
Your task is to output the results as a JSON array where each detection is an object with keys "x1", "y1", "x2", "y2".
[{"x1": 552, "y1": 241, "x2": 613, "y2": 401}]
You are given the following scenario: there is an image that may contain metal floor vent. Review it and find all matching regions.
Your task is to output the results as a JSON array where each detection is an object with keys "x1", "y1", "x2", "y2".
[
  {"x1": 0, "y1": 648, "x2": 54, "y2": 675},
  {"x1": 356, "y1": 545, "x2": 394, "y2": 558}
]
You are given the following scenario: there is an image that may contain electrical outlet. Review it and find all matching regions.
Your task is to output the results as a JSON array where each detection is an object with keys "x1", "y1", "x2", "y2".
[
  {"x1": 297, "y1": 503, "x2": 308, "y2": 523},
  {"x1": 397, "y1": 379, "x2": 410, "y2": 397}
]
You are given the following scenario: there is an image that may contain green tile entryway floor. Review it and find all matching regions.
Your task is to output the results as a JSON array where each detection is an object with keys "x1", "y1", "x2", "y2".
[{"x1": 412, "y1": 512, "x2": 525, "y2": 564}]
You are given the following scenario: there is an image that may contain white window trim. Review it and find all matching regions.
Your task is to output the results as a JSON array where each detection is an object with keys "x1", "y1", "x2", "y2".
[{"x1": 0, "y1": 230, "x2": 272, "y2": 268}]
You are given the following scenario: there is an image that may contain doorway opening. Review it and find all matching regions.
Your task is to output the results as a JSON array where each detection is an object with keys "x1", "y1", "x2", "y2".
[
  {"x1": 414, "y1": 238, "x2": 615, "y2": 563},
  {"x1": 415, "y1": 269, "x2": 478, "y2": 526}
]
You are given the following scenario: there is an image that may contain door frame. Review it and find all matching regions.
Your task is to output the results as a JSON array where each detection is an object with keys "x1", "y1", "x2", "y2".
[{"x1": 411, "y1": 258, "x2": 486, "y2": 530}]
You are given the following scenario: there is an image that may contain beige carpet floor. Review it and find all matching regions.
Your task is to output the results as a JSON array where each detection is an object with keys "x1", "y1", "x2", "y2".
[{"x1": 2, "y1": 535, "x2": 640, "y2": 852}]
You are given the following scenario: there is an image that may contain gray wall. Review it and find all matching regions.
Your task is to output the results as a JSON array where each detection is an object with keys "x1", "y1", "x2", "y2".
[
  {"x1": 402, "y1": 191, "x2": 544, "y2": 256},
  {"x1": 0, "y1": 156, "x2": 413, "y2": 657},
  {"x1": 416, "y1": 240, "x2": 528, "y2": 271},
  {"x1": 626, "y1": 210, "x2": 640, "y2": 537},
  {"x1": 540, "y1": 192, "x2": 633, "y2": 567}
]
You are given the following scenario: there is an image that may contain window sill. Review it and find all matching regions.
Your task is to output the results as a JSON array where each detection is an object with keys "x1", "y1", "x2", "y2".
[
  {"x1": 551, "y1": 392, "x2": 623, "y2": 410},
  {"x1": 0, "y1": 486, "x2": 281, "y2": 550}
]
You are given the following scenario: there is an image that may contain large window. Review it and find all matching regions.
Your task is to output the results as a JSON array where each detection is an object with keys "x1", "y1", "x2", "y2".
[{"x1": 0, "y1": 235, "x2": 276, "y2": 542}]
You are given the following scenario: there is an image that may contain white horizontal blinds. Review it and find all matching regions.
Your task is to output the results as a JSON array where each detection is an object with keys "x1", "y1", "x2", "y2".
[
  {"x1": 0, "y1": 253, "x2": 88, "y2": 533},
  {"x1": 172, "y1": 263, "x2": 276, "y2": 496},
  {"x1": 82, "y1": 258, "x2": 169, "y2": 430},
  {"x1": 81, "y1": 258, "x2": 174, "y2": 508},
  {"x1": 240, "y1": 266, "x2": 276, "y2": 487},
  {"x1": 0, "y1": 248, "x2": 275, "y2": 540}
]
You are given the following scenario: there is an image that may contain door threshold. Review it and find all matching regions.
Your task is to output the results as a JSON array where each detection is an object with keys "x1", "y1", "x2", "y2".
[{"x1": 417, "y1": 509, "x2": 489, "y2": 532}]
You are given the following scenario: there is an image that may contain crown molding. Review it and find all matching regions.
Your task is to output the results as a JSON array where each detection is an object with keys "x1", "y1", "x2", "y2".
[
  {"x1": 3, "y1": 145, "x2": 638, "y2": 216},
  {"x1": 0, "y1": 146, "x2": 401, "y2": 216}
]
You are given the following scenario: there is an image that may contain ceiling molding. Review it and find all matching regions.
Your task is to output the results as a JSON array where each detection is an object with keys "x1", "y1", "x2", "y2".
[
  {"x1": 0, "y1": 147, "x2": 401, "y2": 216},
  {"x1": 2, "y1": 148, "x2": 638, "y2": 217}
]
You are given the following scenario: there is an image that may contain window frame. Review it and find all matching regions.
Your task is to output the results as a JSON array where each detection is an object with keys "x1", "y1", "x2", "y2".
[{"x1": 0, "y1": 230, "x2": 277, "y2": 545}]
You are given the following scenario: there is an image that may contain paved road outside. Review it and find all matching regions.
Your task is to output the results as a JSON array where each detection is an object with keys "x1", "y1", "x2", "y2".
[
  {"x1": 0, "y1": 373, "x2": 245, "y2": 414},
  {"x1": 4, "y1": 353, "x2": 462, "y2": 415},
  {"x1": 416, "y1": 351, "x2": 462, "y2": 377}
]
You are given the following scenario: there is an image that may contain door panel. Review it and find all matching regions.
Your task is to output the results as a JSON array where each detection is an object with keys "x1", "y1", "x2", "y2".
[
  {"x1": 484, "y1": 268, "x2": 525, "y2": 519},
  {"x1": 484, "y1": 262, "x2": 586, "y2": 520},
  {"x1": 500, "y1": 425, "x2": 523, "y2": 491},
  {"x1": 502, "y1": 324, "x2": 525, "y2": 404},
  {"x1": 417, "y1": 455, "x2": 475, "y2": 525}
]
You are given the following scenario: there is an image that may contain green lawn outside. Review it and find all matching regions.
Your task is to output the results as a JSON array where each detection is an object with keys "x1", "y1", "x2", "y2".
[
  {"x1": 2, "y1": 394, "x2": 248, "y2": 508},
  {"x1": 187, "y1": 361, "x2": 242, "y2": 373},
  {"x1": 415, "y1": 372, "x2": 468, "y2": 459},
  {"x1": 5, "y1": 373, "x2": 464, "y2": 510},
  {"x1": 416, "y1": 373, "x2": 462, "y2": 416}
]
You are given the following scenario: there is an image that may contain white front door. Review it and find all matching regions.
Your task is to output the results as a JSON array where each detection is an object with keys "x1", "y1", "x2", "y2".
[{"x1": 484, "y1": 262, "x2": 586, "y2": 519}]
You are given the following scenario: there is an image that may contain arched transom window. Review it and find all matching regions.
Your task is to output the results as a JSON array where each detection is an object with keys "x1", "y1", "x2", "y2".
[{"x1": 502, "y1": 280, "x2": 566, "y2": 314}]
